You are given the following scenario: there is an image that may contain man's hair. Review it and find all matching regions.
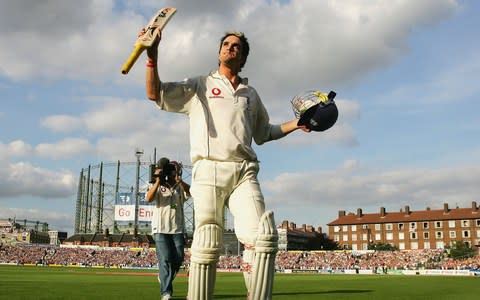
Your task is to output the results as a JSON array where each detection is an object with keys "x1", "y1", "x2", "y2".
[{"x1": 218, "y1": 31, "x2": 250, "y2": 69}]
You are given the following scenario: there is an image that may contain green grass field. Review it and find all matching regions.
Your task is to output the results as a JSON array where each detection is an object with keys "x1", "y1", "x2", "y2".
[{"x1": 0, "y1": 265, "x2": 478, "y2": 300}]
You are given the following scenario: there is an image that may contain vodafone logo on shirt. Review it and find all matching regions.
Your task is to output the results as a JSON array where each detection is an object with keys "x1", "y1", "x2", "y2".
[{"x1": 209, "y1": 87, "x2": 224, "y2": 99}]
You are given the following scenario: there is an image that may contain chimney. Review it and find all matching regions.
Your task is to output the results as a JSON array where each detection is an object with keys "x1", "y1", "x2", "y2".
[
  {"x1": 281, "y1": 220, "x2": 289, "y2": 229},
  {"x1": 405, "y1": 205, "x2": 410, "y2": 215},
  {"x1": 357, "y1": 208, "x2": 363, "y2": 217},
  {"x1": 472, "y1": 201, "x2": 478, "y2": 212},
  {"x1": 290, "y1": 223, "x2": 296, "y2": 230},
  {"x1": 443, "y1": 203, "x2": 449, "y2": 214},
  {"x1": 317, "y1": 226, "x2": 323, "y2": 234},
  {"x1": 302, "y1": 224, "x2": 307, "y2": 231},
  {"x1": 380, "y1": 207, "x2": 386, "y2": 217},
  {"x1": 426, "y1": 207, "x2": 430, "y2": 211},
  {"x1": 306, "y1": 225, "x2": 313, "y2": 232},
  {"x1": 338, "y1": 210, "x2": 346, "y2": 218}
]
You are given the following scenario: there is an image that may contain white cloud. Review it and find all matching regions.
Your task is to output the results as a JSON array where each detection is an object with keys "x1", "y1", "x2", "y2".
[
  {"x1": 0, "y1": 161, "x2": 75, "y2": 198},
  {"x1": 41, "y1": 115, "x2": 84, "y2": 132},
  {"x1": 0, "y1": 140, "x2": 33, "y2": 158},
  {"x1": 0, "y1": 0, "x2": 458, "y2": 89},
  {"x1": 35, "y1": 138, "x2": 93, "y2": 159},
  {"x1": 342, "y1": 159, "x2": 361, "y2": 171},
  {"x1": 263, "y1": 162, "x2": 480, "y2": 228},
  {"x1": 0, "y1": 0, "x2": 141, "y2": 81},
  {"x1": 83, "y1": 97, "x2": 155, "y2": 134}
]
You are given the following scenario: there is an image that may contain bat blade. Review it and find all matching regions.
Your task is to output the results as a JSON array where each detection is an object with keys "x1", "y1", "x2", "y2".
[{"x1": 121, "y1": 7, "x2": 177, "y2": 75}]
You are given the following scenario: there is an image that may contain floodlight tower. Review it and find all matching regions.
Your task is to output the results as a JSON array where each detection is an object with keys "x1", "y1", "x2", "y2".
[{"x1": 134, "y1": 148, "x2": 144, "y2": 235}]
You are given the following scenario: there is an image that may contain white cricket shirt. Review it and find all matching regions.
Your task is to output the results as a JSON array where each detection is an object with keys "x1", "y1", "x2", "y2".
[
  {"x1": 156, "y1": 70, "x2": 285, "y2": 163},
  {"x1": 149, "y1": 184, "x2": 187, "y2": 234}
]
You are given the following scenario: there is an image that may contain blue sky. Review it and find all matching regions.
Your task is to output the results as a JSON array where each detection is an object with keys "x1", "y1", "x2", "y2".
[{"x1": 1, "y1": 0, "x2": 479, "y2": 235}]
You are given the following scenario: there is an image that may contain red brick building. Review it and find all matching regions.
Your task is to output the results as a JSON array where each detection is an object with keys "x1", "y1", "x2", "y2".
[{"x1": 327, "y1": 202, "x2": 480, "y2": 251}]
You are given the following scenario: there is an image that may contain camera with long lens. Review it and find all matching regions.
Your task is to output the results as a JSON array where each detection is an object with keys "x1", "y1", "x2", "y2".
[{"x1": 149, "y1": 158, "x2": 182, "y2": 184}]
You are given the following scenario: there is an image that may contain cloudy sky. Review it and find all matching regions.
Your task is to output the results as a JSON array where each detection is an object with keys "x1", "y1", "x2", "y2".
[{"x1": 1, "y1": 0, "x2": 479, "y2": 235}]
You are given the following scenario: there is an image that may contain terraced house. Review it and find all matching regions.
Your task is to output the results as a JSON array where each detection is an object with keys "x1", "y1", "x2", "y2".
[{"x1": 328, "y1": 202, "x2": 480, "y2": 251}]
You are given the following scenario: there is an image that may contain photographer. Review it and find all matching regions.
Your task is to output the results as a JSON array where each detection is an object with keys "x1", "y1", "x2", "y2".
[{"x1": 146, "y1": 157, "x2": 191, "y2": 300}]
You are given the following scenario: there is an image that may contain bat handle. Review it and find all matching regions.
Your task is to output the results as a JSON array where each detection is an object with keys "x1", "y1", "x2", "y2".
[{"x1": 121, "y1": 43, "x2": 147, "y2": 75}]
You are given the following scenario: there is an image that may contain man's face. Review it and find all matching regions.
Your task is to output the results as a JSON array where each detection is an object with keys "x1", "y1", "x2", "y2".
[{"x1": 219, "y1": 35, "x2": 244, "y2": 68}]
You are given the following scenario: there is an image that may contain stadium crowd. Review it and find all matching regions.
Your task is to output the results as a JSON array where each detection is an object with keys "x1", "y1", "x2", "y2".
[{"x1": 1, "y1": 244, "x2": 479, "y2": 271}]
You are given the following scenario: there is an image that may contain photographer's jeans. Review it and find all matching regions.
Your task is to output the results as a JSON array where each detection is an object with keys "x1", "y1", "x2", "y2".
[{"x1": 153, "y1": 233, "x2": 185, "y2": 297}]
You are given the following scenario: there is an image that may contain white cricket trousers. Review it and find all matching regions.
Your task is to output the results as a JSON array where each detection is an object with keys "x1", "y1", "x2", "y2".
[{"x1": 190, "y1": 159, "x2": 266, "y2": 244}]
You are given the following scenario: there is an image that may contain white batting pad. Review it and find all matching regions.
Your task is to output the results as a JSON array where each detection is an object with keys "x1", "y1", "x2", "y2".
[
  {"x1": 187, "y1": 224, "x2": 223, "y2": 300},
  {"x1": 249, "y1": 210, "x2": 278, "y2": 300}
]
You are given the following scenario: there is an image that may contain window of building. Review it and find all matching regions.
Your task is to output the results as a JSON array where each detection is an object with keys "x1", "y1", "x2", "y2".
[
  {"x1": 334, "y1": 235, "x2": 339, "y2": 242},
  {"x1": 410, "y1": 222, "x2": 417, "y2": 230},
  {"x1": 423, "y1": 232, "x2": 429, "y2": 239},
  {"x1": 351, "y1": 225, "x2": 357, "y2": 232},
  {"x1": 461, "y1": 220, "x2": 469, "y2": 227},
  {"x1": 463, "y1": 230, "x2": 470, "y2": 238},
  {"x1": 410, "y1": 232, "x2": 417, "y2": 239},
  {"x1": 386, "y1": 233, "x2": 393, "y2": 240},
  {"x1": 435, "y1": 221, "x2": 443, "y2": 228},
  {"x1": 334, "y1": 226, "x2": 340, "y2": 232},
  {"x1": 448, "y1": 220, "x2": 456, "y2": 228},
  {"x1": 436, "y1": 231, "x2": 443, "y2": 239},
  {"x1": 398, "y1": 242, "x2": 405, "y2": 250},
  {"x1": 410, "y1": 242, "x2": 418, "y2": 249},
  {"x1": 422, "y1": 222, "x2": 429, "y2": 229},
  {"x1": 375, "y1": 224, "x2": 381, "y2": 231},
  {"x1": 352, "y1": 244, "x2": 358, "y2": 250},
  {"x1": 477, "y1": 229, "x2": 480, "y2": 238},
  {"x1": 424, "y1": 242, "x2": 430, "y2": 249},
  {"x1": 362, "y1": 224, "x2": 369, "y2": 229},
  {"x1": 398, "y1": 232, "x2": 404, "y2": 240},
  {"x1": 342, "y1": 225, "x2": 348, "y2": 232},
  {"x1": 398, "y1": 223, "x2": 404, "y2": 231},
  {"x1": 362, "y1": 233, "x2": 368, "y2": 241},
  {"x1": 476, "y1": 219, "x2": 480, "y2": 227},
  {"x1": 362, "y1": 243, "x2": 368, "y2": 250},
  {"x1": 352, "y1": 234, "x2": 357, "y2": 241},
  {"x1": 343, "y1": 234, "x2": 348, "y2": 241},
  {"x1": 449, "y1": 231, "x2": 456, "y2": 238},
  {"x1": 385, "y1": 223, "x2": 393, "y2": 231},
  {"x1": 375, "y1": 233, "x2": 381, "y2": 241},
  {"x1": 436, "y1": 241, "x2": 444, "y2": 249}
]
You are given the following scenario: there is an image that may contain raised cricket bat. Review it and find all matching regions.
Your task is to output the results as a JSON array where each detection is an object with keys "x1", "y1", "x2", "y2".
[{"x1": 121, "y1": 7, "x2": 177, "y2": 75}]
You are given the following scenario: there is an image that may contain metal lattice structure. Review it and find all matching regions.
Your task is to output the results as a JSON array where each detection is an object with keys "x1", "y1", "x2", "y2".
[{"x1": 74, "y1": 154, "x2": 194, "y2": 236}]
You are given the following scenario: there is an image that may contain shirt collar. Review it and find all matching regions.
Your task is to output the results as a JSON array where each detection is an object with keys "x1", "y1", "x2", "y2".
[{"x1": 211, "y1": 70, "x2": 248, "y2": 85}]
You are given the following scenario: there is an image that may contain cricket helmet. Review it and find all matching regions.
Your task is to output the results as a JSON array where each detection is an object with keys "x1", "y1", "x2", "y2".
[{"x1": 291, "y1": 90, "x2": 338, "y2": 131}]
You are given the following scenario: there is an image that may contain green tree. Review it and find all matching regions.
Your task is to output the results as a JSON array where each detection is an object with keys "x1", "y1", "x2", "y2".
[
  {"x1": 368, "y1": 242, "x2": 398, "y2": 251},
  {"x1": 447, "y1": 241, "x2": 475, "y2": 259}
]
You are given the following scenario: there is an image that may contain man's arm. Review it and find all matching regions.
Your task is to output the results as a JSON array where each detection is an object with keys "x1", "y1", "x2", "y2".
[
  {"x1": 280, "y1": 119, "x2": 311, "y2": 135},
  {"x1": 145, "y1": 170, "x2": 161, "y2": 202},
  {"x1": 179, "y1": 180, "x2": 191, "y2": 200},
  {"x1": 175, "y1": 172, "x2": 191, "y2": 199},
  {"x1": 146, "y1": 31, "x2": 161, "y2": 101}
]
